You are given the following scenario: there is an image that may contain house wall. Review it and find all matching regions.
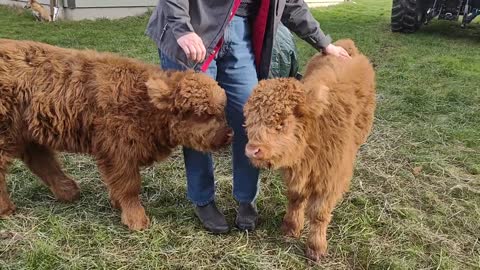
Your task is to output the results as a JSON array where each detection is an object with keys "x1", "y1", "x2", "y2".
[{"x1": 0, "y1": 0, "x2": 346, "y2": 21}]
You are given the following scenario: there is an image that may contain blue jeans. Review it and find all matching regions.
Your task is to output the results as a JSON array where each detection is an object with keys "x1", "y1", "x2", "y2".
[{"x1": 160, "y1": 16, "x2": 260, "y2": 206}]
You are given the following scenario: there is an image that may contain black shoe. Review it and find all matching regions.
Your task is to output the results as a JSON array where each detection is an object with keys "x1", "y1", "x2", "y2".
[
  {"x1": 194, "y1": 201, "x2": 229, "y2": 234},
  {"x1": 235, "y1": 202, "x2": 258, "y2": 231}
]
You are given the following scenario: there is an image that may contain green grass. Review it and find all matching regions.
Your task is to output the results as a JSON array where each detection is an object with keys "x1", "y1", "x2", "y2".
[{"x1": 1, "y1": 1, "x2": 479, "y2": 269}]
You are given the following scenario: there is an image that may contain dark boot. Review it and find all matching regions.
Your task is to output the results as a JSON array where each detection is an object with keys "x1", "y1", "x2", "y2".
[
  {"x1": 235, "y1": 202, "x2": 258, "y2": 231},
  {"x1": 194, "y1": 201, "x2": 229, "y2": 234}
]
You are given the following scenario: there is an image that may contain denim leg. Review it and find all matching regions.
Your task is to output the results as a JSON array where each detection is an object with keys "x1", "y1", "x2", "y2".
[
  {"x1": 159, "y1": 50, "x2": 217, "y2": 206},
  {"x1": 216, "y1": 16, "x2": 260, "y2": 204}
]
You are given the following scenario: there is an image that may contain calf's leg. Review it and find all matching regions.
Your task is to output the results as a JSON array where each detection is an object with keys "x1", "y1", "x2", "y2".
[
  {"x1": 0, "y1": 153, "x2": 15, "y2": 217},
  {"x1": 281, "y1": 169, "x2": 309, "y2": 238},
  {"x1": 305, "y1": 165, "x2": 353, "y2": 262},
  {"x1": 22, "y1": 143, "x2": 80, "y2": 202},
  {"x1": 97, "y1": 159, "x2": 149, "y2": 231}
]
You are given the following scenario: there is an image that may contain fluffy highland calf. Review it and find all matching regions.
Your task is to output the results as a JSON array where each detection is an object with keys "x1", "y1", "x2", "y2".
[
  {"x1": 244, "y1": 39, "x2": 376, "y2": 262},
  {"x1": 0, "y1": 39, "x2": 232, "y2": 230}
]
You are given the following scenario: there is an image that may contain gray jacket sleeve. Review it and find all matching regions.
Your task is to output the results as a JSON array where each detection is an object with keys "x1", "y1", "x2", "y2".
[
  {"x1": 281, "y1": 0, "x2": 332, "y2": 51},
  {"x1": 164, "y1": 0, "x2": 194, "y2": 40}
]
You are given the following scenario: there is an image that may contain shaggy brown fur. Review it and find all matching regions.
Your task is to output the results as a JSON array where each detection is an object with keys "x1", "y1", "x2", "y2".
[
  {"x1": 244, "y1": 39, "x2": 376, "y2": 262},
  {"x1": 24, "y1": 0, "x2": 51, "y2": 22},
  {"x1": 0, "y1": 39, "x2": 233, "y2": 230}
]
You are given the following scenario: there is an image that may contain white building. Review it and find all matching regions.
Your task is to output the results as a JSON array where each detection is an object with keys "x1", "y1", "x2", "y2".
[{"x1": 0, "y1": 0, "x2": 346, "y2": 21}]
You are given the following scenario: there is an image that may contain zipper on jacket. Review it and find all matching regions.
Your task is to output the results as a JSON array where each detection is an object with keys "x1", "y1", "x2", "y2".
[
  {"x1": 159, "y1": 24, "x2": 168, "y2": 41},
  {"x1": 197, "y1": 0, "x2": 240, "y2": 71}
]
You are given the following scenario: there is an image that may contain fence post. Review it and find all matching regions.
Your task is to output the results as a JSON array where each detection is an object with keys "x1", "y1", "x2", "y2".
[{"x1": 49, "y1": 0, "x2": 56, "y2": 21}]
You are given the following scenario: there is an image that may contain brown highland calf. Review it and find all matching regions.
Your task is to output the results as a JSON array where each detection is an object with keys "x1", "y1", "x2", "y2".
[
  {"x1": 0, "y1": 39, "x2": 232, "y2": 230},
  {"x1": 244, "y1": 39, "x2": 376, "y2": 262}
]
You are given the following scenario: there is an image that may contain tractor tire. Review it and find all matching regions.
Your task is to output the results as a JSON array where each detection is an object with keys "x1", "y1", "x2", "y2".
[{"x1": 391, "y1": 0, "x2": 423, "y2": 33}]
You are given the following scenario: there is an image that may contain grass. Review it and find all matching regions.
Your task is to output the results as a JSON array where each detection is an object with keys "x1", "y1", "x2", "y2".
[{"x1": 0, "y1": 0, "x2": 479, "y2": 269}]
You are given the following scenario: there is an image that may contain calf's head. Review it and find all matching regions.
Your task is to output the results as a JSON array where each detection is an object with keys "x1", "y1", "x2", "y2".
[
  {"x1": 243, "y1": 78, "x2": 329, "y2": 169},
  {"x1": 146, "y1": 71, "x2": 232, "y2": 152}
]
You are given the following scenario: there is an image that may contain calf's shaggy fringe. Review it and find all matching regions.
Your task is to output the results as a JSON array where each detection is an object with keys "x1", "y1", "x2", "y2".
[
  {"x1": 0, "y1": 39, "x2": 232, "y2": 230},
  {"x1": 244, "y1": 39, "x2": 376, "y2": 262}
]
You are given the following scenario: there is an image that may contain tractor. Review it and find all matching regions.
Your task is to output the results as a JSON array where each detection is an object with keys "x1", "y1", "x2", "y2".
[{"x1": 391, "y1": 0, "x2": 480, "y2": 32}]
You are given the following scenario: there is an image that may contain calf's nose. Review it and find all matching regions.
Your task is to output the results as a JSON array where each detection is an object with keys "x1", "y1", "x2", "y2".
[{"x1": 245, "y1": 144, "x2": 263, "y2": 159}]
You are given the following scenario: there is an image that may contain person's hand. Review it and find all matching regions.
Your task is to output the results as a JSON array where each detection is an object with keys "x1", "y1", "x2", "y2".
[
  {"x1": 177, "y1": 32, "x2": 206, "y2": 62},
  {"x1": 324, "y1": 44, "x2": 351, "y2": 59}
]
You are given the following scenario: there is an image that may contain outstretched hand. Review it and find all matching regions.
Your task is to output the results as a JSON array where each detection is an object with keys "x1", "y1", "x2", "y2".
[
  {"x1": 177, "y1": 32, "x2": 206, "y2": 62},
  {"x1": 324, "y1": 44, "x2": 351, "y2": 59}
]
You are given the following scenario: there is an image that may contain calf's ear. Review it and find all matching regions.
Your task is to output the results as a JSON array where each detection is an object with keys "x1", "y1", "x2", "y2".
[
  {"x1": 296, "y1": 83, "x2": 330, "y2": 118},
  {"x1": 334, "y1": 38, "x2": 358, "y2": 57},
  {"x1": 145, "y1": 76, "x2": 172, "y2": 111}
]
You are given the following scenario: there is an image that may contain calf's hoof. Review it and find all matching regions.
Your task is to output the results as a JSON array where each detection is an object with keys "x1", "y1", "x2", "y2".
[
  {"x1": 0, "y1": 202, "x2": 16, "y2": 218},
  {"x1": 110, "y1": 198, "x2": 121, "y2": 210},
  {"x1": 281, "y1": 219, "x2": 302, "y2": 238},
  {"x1": 121, "y1": 208, "x2": 150, "y2": 231},
  {"x1": 51, "y1": 179, "x2": 80, "y2": 202},
  {"x1": 305, "y1": 246, "x2": 327, "y2": 263}
]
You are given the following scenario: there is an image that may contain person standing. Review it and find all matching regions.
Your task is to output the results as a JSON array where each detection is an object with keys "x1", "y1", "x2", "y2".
[{"x1": 145, "y1": 0, "x2": 350, "y2": 234}]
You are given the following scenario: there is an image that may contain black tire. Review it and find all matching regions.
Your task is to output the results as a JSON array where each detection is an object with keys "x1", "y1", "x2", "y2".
[{"x1": 391, "y1": 0, "x2": 423, "y2": 33}]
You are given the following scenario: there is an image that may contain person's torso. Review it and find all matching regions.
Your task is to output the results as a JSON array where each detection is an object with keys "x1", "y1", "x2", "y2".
[{"x1": 146, "y1": 0, "x2": 285, "y2": 76}]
